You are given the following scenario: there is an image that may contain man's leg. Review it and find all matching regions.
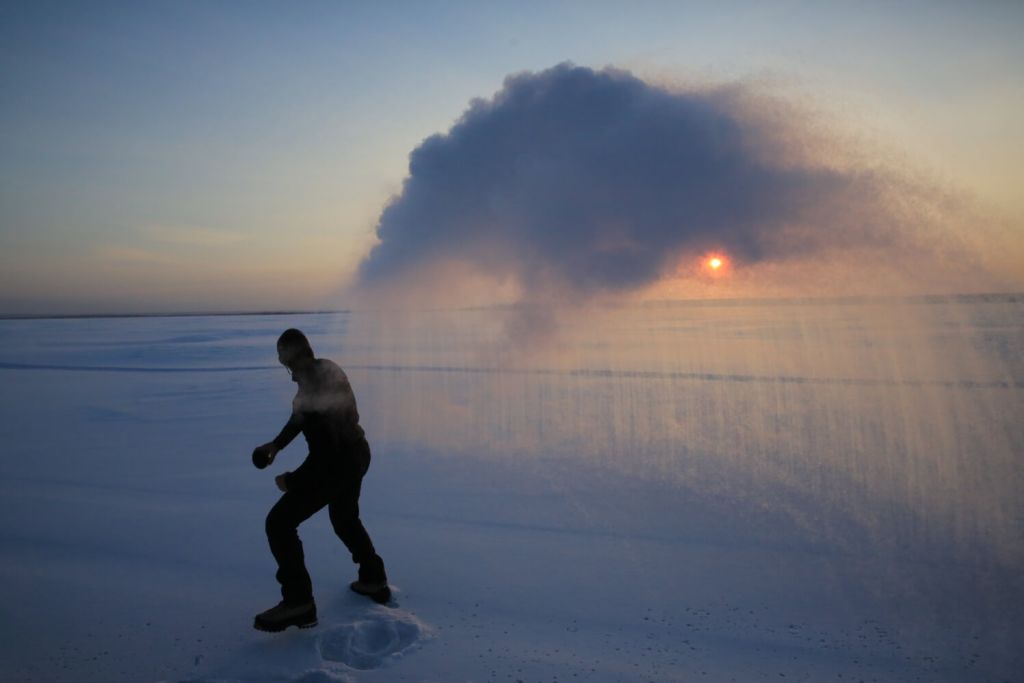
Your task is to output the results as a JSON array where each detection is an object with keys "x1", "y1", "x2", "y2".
[
  {"x1": 265, "y1": 489, "x2": 329, "y2": 604},
  {"x1": 328, "y1": 478, "x2": 386, "y2": 578},
  {"x1": 328, "y1": 471, "x2": 389, "y2": 603}
]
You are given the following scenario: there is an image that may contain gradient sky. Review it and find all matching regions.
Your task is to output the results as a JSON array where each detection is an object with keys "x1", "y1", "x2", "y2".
[{"x1": 1, "y1": 1, "x2": 1021, "y2": 315}]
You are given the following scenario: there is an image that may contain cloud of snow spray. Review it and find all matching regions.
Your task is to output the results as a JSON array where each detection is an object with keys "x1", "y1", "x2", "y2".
[
  {"x1": 352, "y1": 62, "x2": 992, "y2": 340},
  {"x1": 338, "y1": 64, "x2": 1020, "y2": 581}
]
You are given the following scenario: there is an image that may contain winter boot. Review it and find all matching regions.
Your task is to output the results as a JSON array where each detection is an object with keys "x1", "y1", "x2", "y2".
[
  {"x1": 350, "y1": 556, "x2": 391, "y2": 604},
  {"x1": 253, "y1": 600, "x2": 317, "y2": 632},
  {"x1": 350, "y1": 579, "x2": 391, "y2": 604}
]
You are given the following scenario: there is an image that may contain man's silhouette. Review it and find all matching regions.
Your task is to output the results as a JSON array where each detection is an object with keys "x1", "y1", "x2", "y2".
[{"x1": 251, "y1": 328, "x2": 389, "y2": 632}]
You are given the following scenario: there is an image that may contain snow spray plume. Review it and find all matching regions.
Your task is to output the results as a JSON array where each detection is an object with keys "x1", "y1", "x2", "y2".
[{"x1": 354, "y1": 63, "x2": 981, "y2": 335}]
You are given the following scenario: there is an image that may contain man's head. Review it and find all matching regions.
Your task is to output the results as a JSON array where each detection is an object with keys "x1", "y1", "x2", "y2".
[{"x1": 277, "y1": 328, "x2": 315, "y2": 374}]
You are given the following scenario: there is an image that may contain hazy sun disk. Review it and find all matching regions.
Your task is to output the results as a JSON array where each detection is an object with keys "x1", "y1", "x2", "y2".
[{"x1": 709, "y1": 257, "x2": 723, "y2": 270}]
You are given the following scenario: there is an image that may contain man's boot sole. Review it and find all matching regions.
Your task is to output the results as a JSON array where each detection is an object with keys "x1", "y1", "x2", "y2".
[{"x1": 253, "y1": 613, "x2": 318, "y2": 632}]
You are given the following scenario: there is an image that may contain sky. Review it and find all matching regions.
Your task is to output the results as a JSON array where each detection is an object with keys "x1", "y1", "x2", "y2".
[{"x1": 1, "y1": 0, "x2": 1022, "y2": 315}]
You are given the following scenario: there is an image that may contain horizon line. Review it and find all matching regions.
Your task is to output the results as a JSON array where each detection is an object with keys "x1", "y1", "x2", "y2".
[{"x1": 0, "y1": 292, "x2": 1020, "y2": 321}]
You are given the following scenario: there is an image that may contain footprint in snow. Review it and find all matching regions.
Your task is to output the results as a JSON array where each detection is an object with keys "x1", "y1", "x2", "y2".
[{"x1": 317, "y1": 608, "x2": 431, "y2": 670}]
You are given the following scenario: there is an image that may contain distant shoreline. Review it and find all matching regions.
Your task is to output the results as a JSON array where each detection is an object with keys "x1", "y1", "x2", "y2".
[
  {"x1": 0, "y1": 309, "x2": 347, "y2": 321},
  {"x1": 0, "y1": 292, "x2": 1019, "y2": 321}
]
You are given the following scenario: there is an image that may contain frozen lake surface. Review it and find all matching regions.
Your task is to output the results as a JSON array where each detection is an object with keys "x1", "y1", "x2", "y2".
[{"x1": 0, "y1": 299, "x2": 1021, "y2": 682}]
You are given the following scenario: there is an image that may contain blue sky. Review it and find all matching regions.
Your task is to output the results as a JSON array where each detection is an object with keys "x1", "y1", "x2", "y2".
[{"x1": 1, "y1": 1, "x2": 1021, "y2": 314}]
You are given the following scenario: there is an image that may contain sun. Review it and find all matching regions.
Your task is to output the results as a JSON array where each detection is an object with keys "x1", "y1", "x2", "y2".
[{"x1": 704, "y1": 254, "x2": 727, "y2": 274}]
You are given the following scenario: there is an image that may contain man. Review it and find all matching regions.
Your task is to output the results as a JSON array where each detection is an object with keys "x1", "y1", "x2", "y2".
[{"x1": 251, "y1": 328, "x2": 390, "y2": 633}]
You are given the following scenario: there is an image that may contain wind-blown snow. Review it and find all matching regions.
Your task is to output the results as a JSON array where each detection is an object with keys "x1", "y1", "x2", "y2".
[{"x1": 0, "y1": 300, "x2": 1020, "y2": 681}]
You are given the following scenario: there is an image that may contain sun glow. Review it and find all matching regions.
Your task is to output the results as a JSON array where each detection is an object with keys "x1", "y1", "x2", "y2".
[{"x1": 704, "y1": 254, "x2": 727, "y2": 275}]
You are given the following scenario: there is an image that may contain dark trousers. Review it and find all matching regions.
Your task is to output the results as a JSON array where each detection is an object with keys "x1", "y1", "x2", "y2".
[{"x1": 265, "y1": 467, "x2": 385, "y2": 604}]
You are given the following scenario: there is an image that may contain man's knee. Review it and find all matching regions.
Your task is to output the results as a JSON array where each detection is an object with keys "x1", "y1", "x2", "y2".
[
  {"x1": 265, "y1": 503, "x2": 296, "y2": 539},
  {"x1": 328, "y1": 499, "x2": 359, "y2": 527}
]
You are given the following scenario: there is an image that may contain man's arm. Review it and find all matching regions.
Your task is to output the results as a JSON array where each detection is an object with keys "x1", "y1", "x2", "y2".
[
  {"x1": 271, "y1": 413, "x2": 303, "y2": 452},
  {"x1": 252, "y1": 413, "x2": 303, "y2": 470}
]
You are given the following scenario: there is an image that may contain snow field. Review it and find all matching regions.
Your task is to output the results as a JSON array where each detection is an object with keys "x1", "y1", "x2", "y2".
[{"x1": 0, "y1": 304, "x2": 1020, "y2": 681}]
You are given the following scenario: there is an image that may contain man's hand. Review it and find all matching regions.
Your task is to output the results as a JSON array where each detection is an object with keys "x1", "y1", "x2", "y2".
[
  {"x1": 275, "y1": 473, "x2": 289, "y2": 492},
  {"x1": 252, "y1": 442, "x2": 279, "y2": 470}
]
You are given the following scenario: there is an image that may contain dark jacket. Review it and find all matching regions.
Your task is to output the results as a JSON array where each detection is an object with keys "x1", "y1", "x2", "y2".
[{"x1": 272, "y1": 358, "x2": 369, "y2": 492}]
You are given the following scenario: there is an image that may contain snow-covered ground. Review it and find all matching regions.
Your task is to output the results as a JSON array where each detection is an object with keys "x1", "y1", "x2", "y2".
[{"x1": 0, "y1": 301, "x2": 1020, "y2": 682}]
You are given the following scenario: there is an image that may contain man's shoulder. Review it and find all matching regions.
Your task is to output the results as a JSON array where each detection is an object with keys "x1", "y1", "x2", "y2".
[
  {"x1": 314, "y1": 357, "x2": 344, "y2": 374},
  {"x1": 314, "y1": 358, "x2": 349, "y2": 385}
]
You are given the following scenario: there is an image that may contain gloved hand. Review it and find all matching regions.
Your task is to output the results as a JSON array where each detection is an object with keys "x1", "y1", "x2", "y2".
[{"x1": 252, "y1": 442, "x2": 278, "y2": 469}]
